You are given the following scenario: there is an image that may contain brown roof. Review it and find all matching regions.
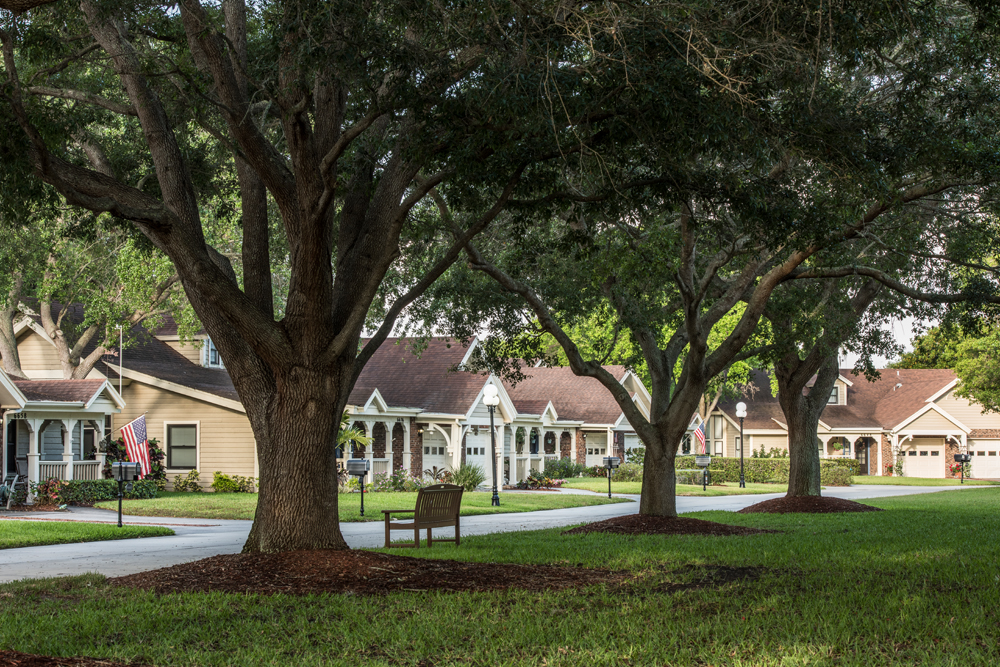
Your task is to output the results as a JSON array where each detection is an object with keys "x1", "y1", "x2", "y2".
[
  {"x1": 504, "y1": 365, "x2": 629, "y2": 425},
  {"x1": 99, "y1": 329, "x2": 240, "y2": 403},
  {"x1": 718, "y1": 368, "x2": 957, "y2": 431},
  {"x1": 349, "y1": 338, "x2": 486, "y2": 414},
  {"x1": 11, "y1": 379, "x2": 107, "y2": 403}
]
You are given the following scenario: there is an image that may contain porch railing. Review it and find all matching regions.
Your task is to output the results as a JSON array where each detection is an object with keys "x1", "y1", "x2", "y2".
[{"x1": 37, "y1": 460, "x2": 103, "y2": 482}]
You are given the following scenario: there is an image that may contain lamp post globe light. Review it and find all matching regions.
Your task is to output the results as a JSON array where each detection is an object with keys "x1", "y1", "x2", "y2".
[
  {"x1": 735, "y1": 402, "x2": 747, "y2": 489},
  {"x1": 483, "y1": 384, "x2": 501, "y2": 506}
]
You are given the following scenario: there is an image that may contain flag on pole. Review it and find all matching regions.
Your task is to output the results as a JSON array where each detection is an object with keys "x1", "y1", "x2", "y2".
[
  {"x1": 693, "y1": 420, "x2": 707, "y2": 455},
  {"x1": 121, "y1": 415, "x2": 150, "y2": 479}
]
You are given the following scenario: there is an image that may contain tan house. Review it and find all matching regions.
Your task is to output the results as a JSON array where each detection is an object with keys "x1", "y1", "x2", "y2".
[
  {"x1": 3, "y1": 322, "x2": 651, "y2": 489},
  {"x1": 709, "y1": 369, "x2": 1000, "y2": 479}
]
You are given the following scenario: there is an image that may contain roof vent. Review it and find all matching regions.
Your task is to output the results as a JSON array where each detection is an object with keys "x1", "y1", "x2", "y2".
[{"x1": 894, "y1": 382, "x2": 903, "y2": 391}]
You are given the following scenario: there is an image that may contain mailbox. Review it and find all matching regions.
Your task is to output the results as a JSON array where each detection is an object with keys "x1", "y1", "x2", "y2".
[
  {"x1": 345, "y1": 459, "x2": 370, "y2": 477},
  {"x1": 602, "y1": 457, "x2": 621, "y2": 469},
  {"x1": 111, "y1": 461, "x2": 142, "y2": 482},
  {"x1": 954, "y1": 453, "x2": 972, "y2": 463},
  {"x1": 695, "y1": 455, "x2": 712, "y2": 467}
]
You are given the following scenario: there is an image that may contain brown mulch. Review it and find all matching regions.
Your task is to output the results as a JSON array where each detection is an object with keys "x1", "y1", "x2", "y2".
[
  {"x1": 0, "y1": 651, "x2": 148, "y2": 667},
  {"x1": 563, "y1": 514, "x2": 777, "y2": 537},
  {"x1": 0, "y1": 504, "x2": 64, "y2": 513},
  {"x1": 738, "y1": 495, "x2": 882, "y2": 514},
  {"x1": 109, "y1": 549, "x2": 631, "y2": 596}
]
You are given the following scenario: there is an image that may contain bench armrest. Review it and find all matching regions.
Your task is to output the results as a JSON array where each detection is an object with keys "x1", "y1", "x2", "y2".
[{"x1": 382, "y1": 509, "x2": 416, "y2": 515}]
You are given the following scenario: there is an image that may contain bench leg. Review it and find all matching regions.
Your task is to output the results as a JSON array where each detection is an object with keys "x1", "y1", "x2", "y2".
[
  {"x1": 427, "y1": 527, "x2": 433, "y2": 547},
  {"x1": 455, "y1": 516, "x2": 460, "y2": 546},
  {"x1": 414, "y1": 527, "x2": 419, "y2": 549},
  {"x1": 384, "y1": 517, "x2": 391, "y2": 548}
]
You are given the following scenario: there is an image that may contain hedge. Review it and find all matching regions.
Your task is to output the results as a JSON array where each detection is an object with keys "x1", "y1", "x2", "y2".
[
  {"x1": 32, "y1": 479, "x2": 159, "y2": 506},
  {"x1": 673, "y1": 456, "x2": 859, "y2": 486}
]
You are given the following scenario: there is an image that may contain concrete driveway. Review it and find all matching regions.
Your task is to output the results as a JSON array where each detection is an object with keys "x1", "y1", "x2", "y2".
[{"x1": 0, "y1": 484, "x2": 989, "y2": 583}]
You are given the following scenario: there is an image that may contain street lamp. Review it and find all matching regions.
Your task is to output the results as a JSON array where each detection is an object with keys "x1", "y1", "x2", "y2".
[
  {"x1": 483, "y1": 384, "x2": 501, "y2": 506},
  {"x1": 735, "y1": 402, "x2": 747, "y2": 489}
]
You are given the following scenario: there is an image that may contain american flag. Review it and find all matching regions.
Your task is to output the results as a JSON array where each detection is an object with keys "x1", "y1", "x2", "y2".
[
  {"x1": 121, "y1": 415, "x2": 150, "y2": 479},
  {"x1": 693, "y1": 419, "x2": 707, "y2": 455}
]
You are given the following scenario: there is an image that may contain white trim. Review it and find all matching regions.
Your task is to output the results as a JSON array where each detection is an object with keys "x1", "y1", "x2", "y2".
[
  {"x1": 893, "y1": 402, "x2": 970, "y2": 435},
  {"x1": 771, "y1": 417, "x2": 789, "y2": 430},
  {"x1": 15, "y1": 318, "x2": 54, "y2": 345},
  {"x1": 838, "y1": 374, "x2": 855, "y2": 387},
  {"x1": 458, "y1": 336, "x2": 479, "y2": 369},
  {"x1": 119, "y1": 368, "x2": 245, "y2": 412},
  {"x1": 0, "y1": 371, "x2": 27, "y2": 408},
  {"x1": 83, "y1": 381, "x2": 126, "y2": 410},
  {"x1": 925, "y1": 378, "x2": 960, "y2": 404},
  {"x1": 163, "y1": 420, "x2": 200, "y2": 471},
  {"x1": 362, "y1": 389, "x2": 389, "y2": 413}
]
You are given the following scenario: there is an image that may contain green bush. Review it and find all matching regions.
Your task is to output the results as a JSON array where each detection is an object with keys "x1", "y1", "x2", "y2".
[
  {"x1": 673, "y1": 456, "x2": 860, "y2": 485},
  {"x1": 625, "y1": 447, "x2": 645, "y2": 466},
  {"x1": 451, "y1": 463, "x2": 487, "y2": 491},
  {"x1": 820, "y1": 465, "x2": 853, "y2": 486},
  {"x1": 173, "y1": 470, "x2": 203, "y2": 492},
  {"x1": 211, "y1": 471, "x2": 256, "y2": 493},
  {"x1": 544, "y1": 457, "x2": 587, "y2": 479},
  {"x1": 27, "y1": 478, "x2": 158, "y2": 506},
  {"x1": 613, "y1": 462, "x2": 643, "y2": 482}
]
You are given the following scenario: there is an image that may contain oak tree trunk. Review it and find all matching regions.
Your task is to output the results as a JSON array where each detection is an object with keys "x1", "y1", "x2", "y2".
[
  {"x1": 778, "y1": 354, "x2": 840, "y2": 498},
  {"x1": 639, "y1": 434, "x2": 678, "y2": 516}
]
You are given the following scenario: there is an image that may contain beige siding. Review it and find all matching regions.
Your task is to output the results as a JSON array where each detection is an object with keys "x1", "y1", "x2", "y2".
[
  {"x1": 162, "y1": 340, "x2": 203, "y2": 365},
  {"x1": 16, "y1": 331, "x2": 61, "y2": 371},
  {"x1": 935, "y1": 389, "x2": 993, "y2": 430},
  {"x1": 114, "y1": 381, "x2": 255, "y2": 489},
  {"x1": 833, "y1": 379, "x2": 848, "y2": 406},
  {"x1": 748, "y1": 435, "x2": 788, "y2": 457},
  {"x1": 904, "y1": 409, "x2": 963, "y2": 432}
]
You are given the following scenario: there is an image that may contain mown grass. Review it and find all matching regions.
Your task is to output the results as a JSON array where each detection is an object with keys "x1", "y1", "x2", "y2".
[
  {"x1": 851, "y1": 475, "x2": 999, "y2": 486},
  {"x1": 93, "y1": 490, "x2": 630, "y2": 521},
  {"x1": 0, "y1": 520, "x2": 173, "y2": 549},
  {"x1": 6, "y1": 488, "x2": 1000, "y2": 665},
  {"x1": 560, "y1": 477, "x2": 786, "y2": 496}
]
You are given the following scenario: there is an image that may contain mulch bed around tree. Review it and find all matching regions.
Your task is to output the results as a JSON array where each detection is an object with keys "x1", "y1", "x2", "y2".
[
  {"x1": 0, "y1": 504, "x2": 64, "y2": 513},
  {"x1": 738, "y1": 495, "x2": 882, "y2": 514},
  {"x1": 109, "y1": 549, "x2": 632, "y2": 596},
  {"x1": 0, "y1": 651, "x2": 148, "y2": 667},
  {"x1": 563, "y1": 514, "x2": 777, "y2": 537}
]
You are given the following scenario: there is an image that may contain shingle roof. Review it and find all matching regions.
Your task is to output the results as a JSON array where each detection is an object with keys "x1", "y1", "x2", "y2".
[
  {"x1": 504, "y1": 365, "x2": 629, "y2": 425},
  {"x1": 11, "y1": 379, "x2": 106, "y2": 403},
  {"x1": 349, "y1": 338, "x2": 486, "y2": 414},
  {"x1": 718, "y1": 368, "x2": 957, "y2": 431}
]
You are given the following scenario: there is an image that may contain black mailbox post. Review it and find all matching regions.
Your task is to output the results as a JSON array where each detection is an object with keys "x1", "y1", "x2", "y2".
[
  {"x1": 603, "y1": 456, "x2": 621, "y2": 498},
  {"x1": 346, "y1": 458, "x2": 371, "y2": 515},
  {"x1": 695, "y1": 455, "x2": 712, "y2": 490},
  {"x1": 111, "y1": 461, "x2": 142, "y2": 527},
  {"x1": 954, "y1": 453, "x2": 972, "y2": 484}
]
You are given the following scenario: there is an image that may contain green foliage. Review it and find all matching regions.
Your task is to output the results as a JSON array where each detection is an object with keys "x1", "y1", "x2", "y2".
[
  {"x1": 750, "y1": 445, "x2": 789, "y2": 459},
  {"x1": 451, "y1": 463, "x2": 487, "y2": 492},
  {"x1": 674, "y1": 456, "x2": 859, "y2": 484},
  {"x1": 954, "y1": 332, "x2": 1000, "y2": 413},
  {"x1": 370, "y1": 470, "x2": 425, "y2": 493},
  {"x1": 543, "y1": 457, "x2": 588, "y2": 479},
  {"x1": 613, "y1": 462, "x2": 643, "y2": 482},
  {"x1": 423, "y1": 466, "x2": 452, "y2": 483},
  {"x1": 102, "y1": 437, "x2": 166, "y2": 489},
  {"x1": 892, "y1": 325, "x2": 970, "y2": 369},
  {"x1": 513, "y1": 469, "x2": 562, "y2": 490},
  {"x1": 211, "y1": 472, "x2": 256, "y2": 493},
  {"x1": 172, "y1": 470, "x2": 202, "y2": 493},
  {"x1": 27, "y1": 478, "x2": 158, "y2": 505},
  {"x1": 624, "y1": 447, "x2": 645, "y2": 466}
]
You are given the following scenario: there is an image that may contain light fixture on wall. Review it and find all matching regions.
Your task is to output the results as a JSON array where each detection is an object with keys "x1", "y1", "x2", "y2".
[{"x1": 472, "y1": 425, "x2": 480, "y2": 436}]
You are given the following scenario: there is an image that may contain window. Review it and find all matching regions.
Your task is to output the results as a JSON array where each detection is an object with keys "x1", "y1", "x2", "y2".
[
  {"x1": 714, "y1": 441, "x2": 723, "y2": 455},
  {"x1": 930, "y1": 451, "x2": 939, "y2": 457},
  {"x1": 167, "y1": 424, "x2": 197, "y2": 469},
  {"x1": 990, "y1": 452, "x2": 997, "y2": 457},
  {"x1": 713, "y1": 418, "x2": 723, "y2": 439},
  {"x1": 828, "y1": 387, "x2": 839, "y2": 404},
  {"x1": 735, "y1": 437, "x2": 742, "y2": 452},
  {"x1": 919, "y1": 451, "x2": 928, "y2": 456},
  {"x1": 204, "y1": 337, "x2": 224, "y2": 369},
  {"x1": 908, "y1": 451, "x2": 916, "y2": 456}
]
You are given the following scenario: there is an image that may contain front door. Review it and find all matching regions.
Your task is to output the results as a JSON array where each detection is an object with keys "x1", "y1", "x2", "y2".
[{"x1": 855, "y1": 440, "x2": 868, "y2": 475}]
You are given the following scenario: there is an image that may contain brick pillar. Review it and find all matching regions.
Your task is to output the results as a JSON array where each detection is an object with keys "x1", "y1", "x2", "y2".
[
  {"x1": 372, "y1": 423, "x2": 387, "y2": 459},
  {"x1": 881, "y1": 433, "x2": 893, "y2": 476},
  {"x1": 576, "y1": 430, "x2": 586, "y2": 465},
  {"x1": 409, "y1": 417, "x2": 423, "y2": 477},
  {"x1": 560, "y1": 432, "x2": 571, "y2": 459},
  {"x1": 391, "y1": 423, "x2": 404, "y2": 471},
  {"x1": 351, "y1": 421, "x2": 367, "y2": 458},
  {"x1": 946, "y1": 438, "x2": 961, "y2": 478}
]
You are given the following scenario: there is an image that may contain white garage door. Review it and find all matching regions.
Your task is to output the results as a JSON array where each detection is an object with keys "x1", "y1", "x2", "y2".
[
  {"x1": 971, "y1": 444, "x2": 1000, "y2": 479},
  {"x1": 900, "y1": 441, "x2": 945, "y2": 478}
]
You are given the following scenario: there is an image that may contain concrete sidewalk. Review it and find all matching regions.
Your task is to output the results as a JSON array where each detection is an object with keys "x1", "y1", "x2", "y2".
[{"x1": 0, "y1": 483, "x2": 990, "y2": 583}]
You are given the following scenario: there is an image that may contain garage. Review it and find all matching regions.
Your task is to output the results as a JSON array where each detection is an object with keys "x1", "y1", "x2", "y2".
[
  {"x1": 970, "y1": 440, "x2": 1000, "y2": 479},
  {"x1": 899, "y1": 438, "x2": 945, "y2": 478}
]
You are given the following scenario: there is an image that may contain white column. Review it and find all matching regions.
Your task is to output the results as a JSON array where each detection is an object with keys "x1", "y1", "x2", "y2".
[
  {"x1": 451, "y1": 423, "x2": 462, "y2": 470},
  {"x1": 363, "y1": 420, "x2": 374, "y2": 483},
  {"x1": 570, "y1": 427, "x2": 577, "y2": 466},
  {"x1": 62, "y1": 419, "x2": 78, "y2": 481},
  {"x1": 26, "y1": 419, "x2": 41, "y2": 504},
  {"x1": 876, "y1": 435, "x2": 882, "y2": 476},
  {"x1": 401, "y1": 420, "x2": 410, "y2": 474}
]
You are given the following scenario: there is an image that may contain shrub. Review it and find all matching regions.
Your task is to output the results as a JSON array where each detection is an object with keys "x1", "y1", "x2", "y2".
[
  {"x1": 451, "y1": 463, "x2": 487, "y2": 491},
  {"x1": 211, "y1": 471, "x2": 256, "y2": 493},
  {"x1": 585, "y1": 465, "x2": 606, "y2": 478},
  {"x1": 27, "y1": 478, "x2": 158, "y2": 505},
  {"x1": 673, "y1": 456, "x2": 860, "y2": 485},
  {"x1": 514, "y1": 469, "x2": 562, "y2": 490},
  {"x1": 820, "y1": 465, "x2": 853, "y2": 486},
  {"x1": 423, "y1": 466, "x2": 452, "y2": 483},
  {"x1": 543, "y1": 457, "x2": 587, "y2": 479},
  {"x1": 625, "y1": 446, "x2": 645, "y2": 466},
  {"x1": 173, "y1": 470, "x2": 203, "y2": 492},
  {"x1": 370, "y1": 469, "x2": 425, "y2": 492},
  {"x1": 613, "y1": 462, "x2": 643, "y2": 482}
]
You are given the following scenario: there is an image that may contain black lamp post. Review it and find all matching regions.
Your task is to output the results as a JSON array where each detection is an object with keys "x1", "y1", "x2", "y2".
[
  {"x1": 483, "y1": 384, "x2": 501, "y2": 506},
  {"x1": 736, "y1": 401, "x2": 747, "y2": 488}
]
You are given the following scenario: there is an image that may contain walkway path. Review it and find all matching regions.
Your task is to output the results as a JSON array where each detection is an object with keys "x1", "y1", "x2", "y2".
[{"x1": 0, "y1": 484, "x2": 988, "y2": 583}]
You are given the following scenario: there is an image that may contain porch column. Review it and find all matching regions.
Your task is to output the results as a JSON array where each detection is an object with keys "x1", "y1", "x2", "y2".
[
  {"x1": 451, "y1": 423, "x2": 462, "y2": 470},
  {"x1": 26, "y1": 419, "x2": 42, "y2": 504},
  {"x1": 90, "y1": 419, "x2": 107, "y2": 470},
  {"x1": 62, "y1": 419, "x2": 79, "y2": 481},
  {"x1": 362, "y1": 420, "x2": 374, "y2": 484},
  {"x1": 401, "y1": 420, "x2": 411, "y2": 474}
]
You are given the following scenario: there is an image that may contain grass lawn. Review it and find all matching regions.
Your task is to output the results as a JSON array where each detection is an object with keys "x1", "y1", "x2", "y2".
[
  {"x1": 560, "y1": 477, "x2": 787, "y2": 496},
  {"x1": 94, "y1": 490, "x2": 631, "y2": 521},
  {"x1": 0, "y1": 520, "x2": 173, "y2": 550},
  {"x1": 851, "y1": 475, "x2": 999, "y2": 486},
  {"x1": 5, "y1": 488, "x2": 1000, "y2": 665}
]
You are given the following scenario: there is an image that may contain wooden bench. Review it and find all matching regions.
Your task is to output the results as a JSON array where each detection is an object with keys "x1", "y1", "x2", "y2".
[{"x1": 383, "y1": 483, "x2": 464, "y2": 548}]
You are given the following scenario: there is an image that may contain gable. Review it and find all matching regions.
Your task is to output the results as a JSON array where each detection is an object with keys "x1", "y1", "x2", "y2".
[
  {"x1": 15, "y1": 328, "x2": 62, "y2": 374},
  {"x1": 904, "y1": 408, "x2": 964, "y2": 432},
  {"x1": 934, "y1": 388, "x2": 996, "y2": 430}
]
